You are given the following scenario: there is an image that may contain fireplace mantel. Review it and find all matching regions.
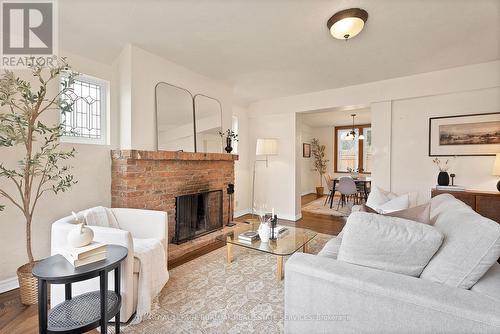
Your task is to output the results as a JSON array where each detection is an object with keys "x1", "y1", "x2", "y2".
[{"x1": 111, "y1": 149, "x2": 238, "y2": 161}]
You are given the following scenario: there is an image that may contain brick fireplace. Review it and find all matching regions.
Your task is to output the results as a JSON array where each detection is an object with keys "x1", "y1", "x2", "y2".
[{"x1": 111, "y1": 150, "x2": 239, "y2": 262}]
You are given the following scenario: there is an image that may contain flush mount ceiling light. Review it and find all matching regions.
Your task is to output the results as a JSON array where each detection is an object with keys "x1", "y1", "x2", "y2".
[{"x1": 327, "y1": 8, "x2": 368, "y2": 40}]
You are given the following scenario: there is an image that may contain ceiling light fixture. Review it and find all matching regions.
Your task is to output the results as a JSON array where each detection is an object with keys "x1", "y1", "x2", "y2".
[
  {"x1": 344, "y1": 114, "x2": 364, "y2": 140},
  {"x1": 327, "y1": 8, "x2": 368, "y2": 40}
]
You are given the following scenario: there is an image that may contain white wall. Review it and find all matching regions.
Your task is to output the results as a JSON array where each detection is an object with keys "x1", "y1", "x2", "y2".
[
  {"x1": 0, "y1": 51, "x2": 118, "y2": 283},
  {"x1": 232, "y1": 104, "x2": 251, "y2": 217},
  {"x1": 391, "y1": 88, "x2": 499, "y2": 203},
  {"x1": 297, "y1": 119, "x2": 335, "y2": 195},
  {"x1": 248, "y1": 61, "x2": 500, "y2": 220},
  {"x1": 371, "y1": 101, "x2": 392, "y2": 190},
  {"x1": 297, "y1": 121, "x2": 316, "y2": 195},
  {"x1": 117, "y1": 45, "x2": 234, "y2": 151},
  {"x1": 249, "y1": 112, "x2": 298, "y2": 221}
]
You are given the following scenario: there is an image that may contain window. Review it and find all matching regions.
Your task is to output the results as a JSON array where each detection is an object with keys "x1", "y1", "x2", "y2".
[
  {"x1": 61, "y1": 74, "x2": 108, "y2": 144},
  {"x1": 334, "y1": 125, "x2": 371, "y2": 173}
]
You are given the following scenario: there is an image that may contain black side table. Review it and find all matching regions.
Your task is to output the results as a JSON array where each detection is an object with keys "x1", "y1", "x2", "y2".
[{"x1": 32, "y1": 245, "x2": 128, "y2": 334}]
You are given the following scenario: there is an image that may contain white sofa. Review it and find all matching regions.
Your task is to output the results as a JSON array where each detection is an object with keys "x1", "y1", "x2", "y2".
[
  {"x1": 51, "y1": 208, "x2": 168, "y2": 322},
  {"x1": 285, "y1": 195, "x2": 500, "y2": 333}
]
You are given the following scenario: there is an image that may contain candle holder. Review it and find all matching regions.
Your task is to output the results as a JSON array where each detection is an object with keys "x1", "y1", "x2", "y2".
[
  {"x1": 270, "y1": 214, "x2": 278, "y2": 240},
  {"x1": 450, "y1": 173, "x2": 456, "y2": 186}
]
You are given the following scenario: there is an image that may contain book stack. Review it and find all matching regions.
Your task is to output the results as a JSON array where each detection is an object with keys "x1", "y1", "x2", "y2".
[
  {"x1": 238, "y1": 231, "x2": 260, "y2": 244},
  {"x1": 436, "y1": 185, "x2": 466, "y2": 192},
  {"x1": 61, "y1": 242, "x2": 107, "y2": 268},
  {"x1": 276, "y1": 225, "x2": 289, "y2": 238}
]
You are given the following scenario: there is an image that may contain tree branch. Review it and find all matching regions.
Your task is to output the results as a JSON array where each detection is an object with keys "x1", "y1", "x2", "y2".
[{"x1": 0, "y1": 188, "x2": 24, "y2": 212}]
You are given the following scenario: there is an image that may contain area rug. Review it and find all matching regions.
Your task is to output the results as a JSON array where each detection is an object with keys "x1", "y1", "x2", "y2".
[
  {"x1": 301, "y1": 196, "x2": 353, "y2": 217},
  {"x1": 121, "y1": 233, "x2": 333, "y2": 334}
]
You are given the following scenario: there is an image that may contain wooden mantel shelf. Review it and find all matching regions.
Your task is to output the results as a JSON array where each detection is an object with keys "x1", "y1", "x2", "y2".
[{"x1": 111, "y1": 149, "x2": 239, "y2": 161}]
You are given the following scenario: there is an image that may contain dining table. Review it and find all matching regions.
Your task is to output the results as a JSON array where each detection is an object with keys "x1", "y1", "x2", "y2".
[{"x1": 327, "y1": 176, "x2": 372, "y2": 208}]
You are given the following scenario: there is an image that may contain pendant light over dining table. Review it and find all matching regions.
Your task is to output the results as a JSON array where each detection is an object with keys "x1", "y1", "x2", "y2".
[
  {"x1": 327, "y1": 8, "x2": 368, "y2": 40},
  {"x1": 344, "y1": 114, "x2": 365, "y2": 141}
]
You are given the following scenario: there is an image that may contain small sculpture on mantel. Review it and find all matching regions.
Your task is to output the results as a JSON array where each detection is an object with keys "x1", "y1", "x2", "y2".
[{"x1": 219, "y1": 129, "x2": 239, "y2": 153}]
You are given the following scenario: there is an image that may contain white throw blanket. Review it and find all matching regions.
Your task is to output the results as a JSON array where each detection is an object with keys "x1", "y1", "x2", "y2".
[
  {"x1": 83, "y1": 206, "x2": 120, "y2": 228},
  {"x1": 82, "y1": 207, "x2": 169, "y2": 323},
  {"x1": 132, "y1": 238, "x2": 169, "y2": 322}
]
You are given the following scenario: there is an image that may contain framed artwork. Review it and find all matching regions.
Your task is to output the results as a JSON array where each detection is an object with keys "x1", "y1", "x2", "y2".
[
  {"x1": 428, "y1": 112, "x2": 500, "y2": 156},
  {"x1": 303, "y1": 143, "x2": 311, "y2": 158}
]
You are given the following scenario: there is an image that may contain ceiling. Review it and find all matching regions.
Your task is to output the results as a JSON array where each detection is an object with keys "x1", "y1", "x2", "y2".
[
  {"x1": 59, "y1": 0, "x2": 500, "y2": 104},
  {"x1": 300, "y1": 107, "x2": 370, "y2": 128}
]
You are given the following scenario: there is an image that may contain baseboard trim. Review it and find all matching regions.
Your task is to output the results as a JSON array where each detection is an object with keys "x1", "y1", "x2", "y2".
[
  {"x1": 0, "y1": 276, "x2": 19, "y2": 293},
  {"x1": 234, "y1": 208, "x2": 251, "y2": 218},
  {"x1": 279, "y1": 213, "x2": 301, "y2": 222},
  {"x1": 301, "y1": 190, "x2": 316, "y2": 196}
]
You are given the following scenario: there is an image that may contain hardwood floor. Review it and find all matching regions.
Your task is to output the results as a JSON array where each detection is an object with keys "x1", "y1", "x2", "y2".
[{"x1": 0, "y1": 193, "x2": 344, "y2": 333}]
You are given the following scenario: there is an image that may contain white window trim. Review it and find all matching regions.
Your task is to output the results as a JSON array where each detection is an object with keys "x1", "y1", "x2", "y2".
[{"x1": 60, "y1": 73, "x2": 110, "y2": 145}]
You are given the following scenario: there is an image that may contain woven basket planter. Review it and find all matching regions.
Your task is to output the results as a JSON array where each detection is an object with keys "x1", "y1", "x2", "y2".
[{"x1": 17, "y1": 261, "x2": 40, "y2": 305}]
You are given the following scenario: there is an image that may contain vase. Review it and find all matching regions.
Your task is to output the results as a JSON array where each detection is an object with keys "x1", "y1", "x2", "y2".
[
  {"x1": 258, "y1": 222, "x2": 270, "y2": 243},
  {"x1": 316, "y1": 186, "x2": 324, "y2": 196},
  {"x1": 224, "y1": 137, "x2": 233, "y2": 153},
  {"x1": 67, "y1": 223, "x2": 94, "y2": 248},
  {"x1": 437, "y1": 171, "x2": 450, "y2": 186}
]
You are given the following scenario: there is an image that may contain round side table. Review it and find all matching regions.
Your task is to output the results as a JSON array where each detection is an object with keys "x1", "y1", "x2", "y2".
[{"x1": 32, "y1": 245, "x2": 128, "y2": 334}]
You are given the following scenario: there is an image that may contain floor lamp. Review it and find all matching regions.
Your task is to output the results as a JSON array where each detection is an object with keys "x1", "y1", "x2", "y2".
[{"x1": 251, "y1": 138, "x2": 279, "y2": 219}]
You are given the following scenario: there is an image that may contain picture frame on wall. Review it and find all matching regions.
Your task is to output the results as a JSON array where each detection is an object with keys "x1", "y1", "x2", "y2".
[
  {"x1": 303, "y1": 143, "x2": 311, "y2": 158},
  {"x1": 428, "y1": 112, "x2": 500, "y2": 156}
]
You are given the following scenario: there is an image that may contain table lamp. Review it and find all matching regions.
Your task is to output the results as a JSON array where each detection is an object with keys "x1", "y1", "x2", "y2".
[
  {"x1": 251, "y1": 138, "x2": 278, "y2": 217},
  {"x1": 493, "y1": 153, "x2": 500, "y2": 192}
]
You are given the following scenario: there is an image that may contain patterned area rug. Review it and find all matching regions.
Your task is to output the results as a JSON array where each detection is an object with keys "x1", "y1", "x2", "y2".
[
  {"x1": 301, "y1": 196, "x2": 353, "y2": 217},
  {"x1": 122, "y1": 233, "x2": 333, "y2": 334}
]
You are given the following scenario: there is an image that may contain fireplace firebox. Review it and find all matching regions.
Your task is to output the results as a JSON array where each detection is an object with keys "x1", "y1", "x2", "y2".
[{"x1": 174, "y1": 190, "x2": 223, "y2": 244}]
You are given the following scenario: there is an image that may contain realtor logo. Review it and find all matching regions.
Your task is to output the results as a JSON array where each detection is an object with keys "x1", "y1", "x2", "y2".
[{"x1": 1, "y1": 0, "x2": 57, "y2": 67}]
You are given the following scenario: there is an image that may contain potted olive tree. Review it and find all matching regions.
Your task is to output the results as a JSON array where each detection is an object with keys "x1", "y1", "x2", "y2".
[
  {"x1": 311, "y1": 138, "x2": 328, "y2": 196},
  {"x1": 0, "y1": 59, "x2": 78, "y2": 304}
]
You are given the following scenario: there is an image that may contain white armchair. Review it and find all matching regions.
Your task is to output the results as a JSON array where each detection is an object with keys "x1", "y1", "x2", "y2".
[{"x1": 50, "y1": 208, "x2": 168, "y2": 322}]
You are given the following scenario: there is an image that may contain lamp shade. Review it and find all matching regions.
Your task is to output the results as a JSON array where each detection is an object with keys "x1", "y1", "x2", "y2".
[
  {"x1": 256, "y1": 138, "x2": 278, "y2": 156},
  {"x1": 493, "y1": 154, "x2": 500, "y2": 176}
]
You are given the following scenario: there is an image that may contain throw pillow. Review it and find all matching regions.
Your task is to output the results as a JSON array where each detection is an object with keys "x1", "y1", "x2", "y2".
[
  {"x1": 359, "y1": 203, "x2": 431, "y2": 225},
  {"x1": 338, "y1": 212, "x2": 444, "y2": 277},
  {"x1": 377, "y1": 194, "x2": 410, "y2": 213},
  {"x1": 366, "y1": 186, "x2": 415, "y2": 212}
]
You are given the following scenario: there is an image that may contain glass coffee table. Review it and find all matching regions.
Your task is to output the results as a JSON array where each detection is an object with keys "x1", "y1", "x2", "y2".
[{"x1": 217, "y1": 225, "x2": 317, "y2": 281}]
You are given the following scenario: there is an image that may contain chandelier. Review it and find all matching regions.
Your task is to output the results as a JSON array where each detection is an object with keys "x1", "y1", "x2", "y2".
[{"x1": 344, "y1": 114, "x2": 365, "y2": 140}]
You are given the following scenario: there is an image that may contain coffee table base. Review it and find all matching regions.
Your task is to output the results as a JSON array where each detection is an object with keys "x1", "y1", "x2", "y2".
[{"x1": 225, "y1": 238, "x2": 308, "y2": 281}]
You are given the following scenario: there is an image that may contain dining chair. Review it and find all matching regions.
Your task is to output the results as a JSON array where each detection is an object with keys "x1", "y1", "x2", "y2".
[
  {"x1": 336, "y1": 176, "x2": 358, "y2": 209},
  {"x1": 323, "y1": 174, "x2": 334, "y2": 206}
]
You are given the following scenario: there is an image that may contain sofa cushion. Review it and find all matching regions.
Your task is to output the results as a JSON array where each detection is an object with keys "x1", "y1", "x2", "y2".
[
  {"x1": 420, "y1": 194, "x2": 500, "y2": 289},
  {"x1": 338, "y1": 212, "x2": 444, "y2": 277},
  {"x1": 318, "y1": 232, "x2": 343, "y2": 259},
  {"x1": 471, "y1": 263, "x2": 500, "y2": 302}
]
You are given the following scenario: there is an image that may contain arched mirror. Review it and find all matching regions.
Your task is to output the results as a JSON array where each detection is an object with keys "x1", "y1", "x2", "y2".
[
  {"x1": 194, "y1": 94, "x2": 223, "y2": 153},
  {"x1": 155, "y1": 82, "x2": 195, "y2": 151}
]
